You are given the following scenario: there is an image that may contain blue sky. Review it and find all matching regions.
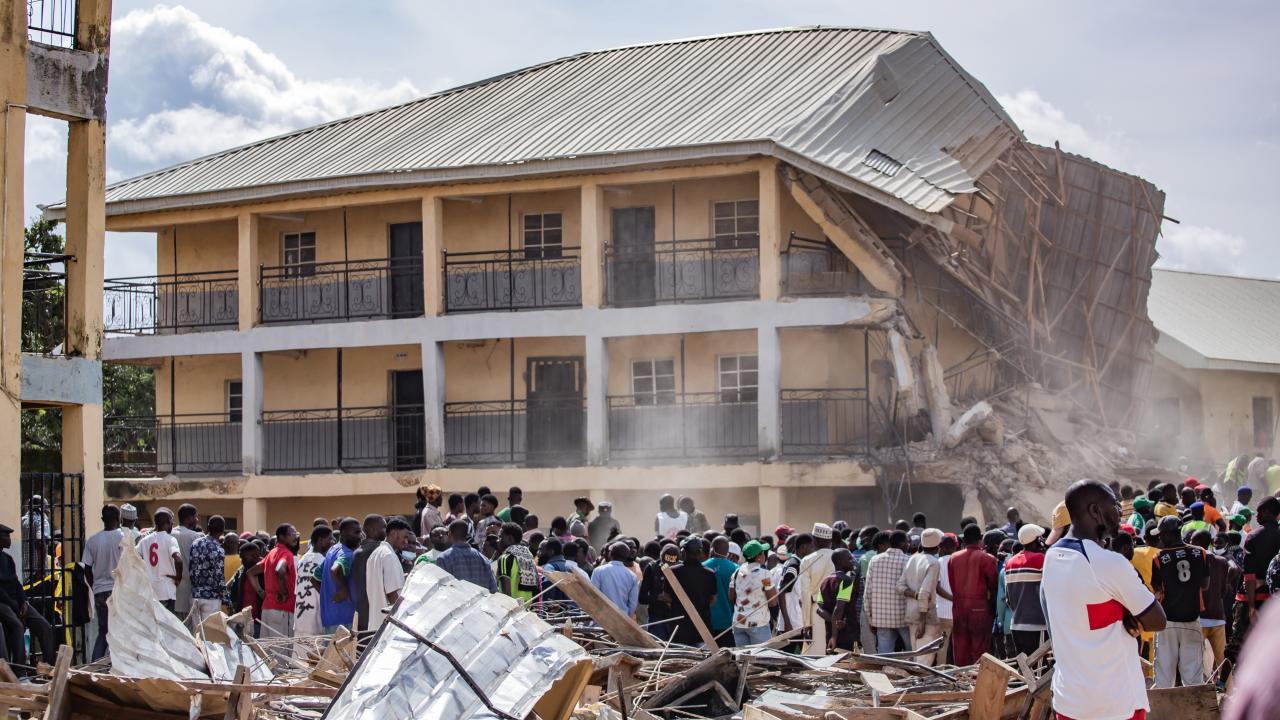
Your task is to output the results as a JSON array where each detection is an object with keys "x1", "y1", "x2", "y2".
[{"x1": 24, "y1": 1, "x2": 1280, "y2": 278}]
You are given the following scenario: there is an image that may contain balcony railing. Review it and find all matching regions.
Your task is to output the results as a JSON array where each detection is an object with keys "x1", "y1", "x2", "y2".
[
  {"x1": 104, "y1": 413, "x2": 241, "y2": 476},
  {"x1": 28, "y1": 0, "x2": 77, "y2": 48},
  {"x1": 260, "y1": 405, "x2": 426, "y2": 473},
  {"x1": 105, "y1": 270, "x2": 239, "y2": 334},
  {"x1": 780, "y1": 388, "x2": 870, "y2": 457},
  {"x1": 607, "y1": 392, "x2": 757, "y2": 462},
  {"x1": 443, "y1": 247, "x2": 582, "y2": 313},
  {"x1": 782, "y1": 234, "x2": 876, "y2": 297},
  {"x1": 445, "y1": 398, "x2": 585, "y2": 467},
  {"x1": 605, "y1": 237, "x2": 759, "y2": 307},
  {"x1": 259, "y1": 257, "x2": 423, "y2": 324},
  {"x1": 22, "y1": 253, "x2": 68, "y2": 354}
]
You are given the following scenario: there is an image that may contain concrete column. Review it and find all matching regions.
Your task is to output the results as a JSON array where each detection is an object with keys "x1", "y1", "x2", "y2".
[
  {"x1": 585, "y1": 334, "x2": 608, "y2": 465},
  {"x1": 240, "y1": 351, "x2": 263, "y2": 475},
  {"x1": 757, "y1": 160, "x2": 782, "y2": 301},
  {"x1": 757, "y1": 325, "x2": 781, "y2": 460},
  {"x1": 0, "y1": 0, "x2": 28, "y2": 541},
  {"x1": 420, "y1": 340, "x2": 445, "y2": 468},
  {"x1": 758, "y1": 486, "x2": 785, "y2": 539},
  {"x1": 62, "y1": 405, "x2": 104, "y2": 532},
  {"x1": 64, "y1": 121, "x2": 106, "y2": 357},
  {"x1": 236, "y1": 213, "x2": 259, "y2": 331},
  {"x1": 422, "y1": 194, "x2": 444, "y2": 316},
  {"x1": 579, "y1": 182, "x2": 604, "y2": 309},
  {"x1": 241, "y1": 498, "x2": 267, "y2": 534}
]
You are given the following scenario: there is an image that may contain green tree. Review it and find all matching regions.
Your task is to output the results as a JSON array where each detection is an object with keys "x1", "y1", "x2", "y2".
[{"x1": 21, "y1": 217, "x2": 65, "y2": 354}]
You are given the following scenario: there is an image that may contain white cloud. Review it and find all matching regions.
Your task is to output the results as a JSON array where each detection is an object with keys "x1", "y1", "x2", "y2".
[
  {"x1": 107, "y1": 4, "x2": 420, "y2": 170},
  {"x1": 1156, "y1": 223, "x2": 1248, "y2": 275},
  {"x1": 997, "y1": 89, "x2": 1125, "y2": 169},
  {"x1": 24, "y1": 116, "x2": 64, "y2": 165}
]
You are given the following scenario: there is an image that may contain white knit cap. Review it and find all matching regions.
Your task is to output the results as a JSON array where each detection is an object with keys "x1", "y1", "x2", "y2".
[{"x1": 812, "y1": 523, "x2": 833, "y2": 539}]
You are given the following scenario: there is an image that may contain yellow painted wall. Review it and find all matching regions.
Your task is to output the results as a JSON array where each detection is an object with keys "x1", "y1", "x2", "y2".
[
  {"x1": 442, "y1": 337, "x2": 586, "y2": 402},
  {"x1": 156, "y1": 354, "x2": 241, "y2": 416},
  {"x1": 606, "y1": 331, "x2": 756, "y2": 396},
  {"x1": 156, "y1": 221, "x2": 238, "y2": 275},
  {"x1": 441, "y1": 190, "x2": 580, "y2": 255},
  {"x1": 779, "y1": 328, "x2": 868, "y2": 389},
  {"x1": 602, "y1": 174, "x2": 757, "y2": 243}
]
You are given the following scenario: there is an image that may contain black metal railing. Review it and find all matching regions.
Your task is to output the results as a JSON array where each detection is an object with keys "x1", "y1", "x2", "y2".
[
  {"x1": 782, "y1": 234, "x2": 876, "y2": 297},
  {"x1": 605, "y1": 237, "x2": 759, "y2": 307},
  {"x1": 444, "y1": 398, "x2": 585, "y2": 467},
  {"x1": 104, "y1": 413, "x2": 241, "y2": 476},
  {"x1": 259, "y1": 257, "x2": 423, "y2": 324},
  {"x1": 27, "y1": 0, "x2": 77, "y2": 48},
  {"x1": 607, "y1": 392, "x2": 757, "y2": 462},
  {"x1": 944, "y1": 352, "x2": 999, "y2": 405},
  {"x1": 260, "y1": 405, "x2": 426, "y2": 473},
  {"x1": 443, "y1": 247, "x2": 581, "y2": 313},
  {"x1": 104, "y1": 270, "x2": 239, "y2": 334},
  {"x1": 19, "y1": 471, "x2": 87, "y2": 664},
  {"x1": 22, "y1": 252, "x2": 69, "y2": 354},
  {"x1": 780, "y1": 388, "x2": 870, "y2": 457}
]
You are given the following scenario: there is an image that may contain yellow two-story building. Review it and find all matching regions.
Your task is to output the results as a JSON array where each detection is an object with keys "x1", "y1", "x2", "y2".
[{"x1": 51, "y1": 27, "x2": 1129, "y2": 535}]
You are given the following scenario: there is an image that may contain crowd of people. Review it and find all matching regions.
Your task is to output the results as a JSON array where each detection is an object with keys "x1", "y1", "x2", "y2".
[{"x1": 27, "y1": 461, "x2": 1279, "y2": 719}]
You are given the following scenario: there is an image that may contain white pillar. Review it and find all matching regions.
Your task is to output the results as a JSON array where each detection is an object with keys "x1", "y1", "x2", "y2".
[
  {"x1": 758, "y1": 486, "x2": 785, "y2": 540},
  {"x1": 585, "y1": 334, "x2": 609, "y2": 465},
  {"x1": 757, "y1": 325, "x2": 781, "y2": 460},
  {"x1": 421, "y1": 340, "x2": 445, "y2": 467},
  {"x1": 240, "y1": 351, "x2": 263, "y2": 475}
]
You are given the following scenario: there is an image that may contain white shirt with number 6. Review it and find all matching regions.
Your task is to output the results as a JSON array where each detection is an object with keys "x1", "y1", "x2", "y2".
[{"x1": 138, "y1": 530, "x2": 181, "y2": 601}]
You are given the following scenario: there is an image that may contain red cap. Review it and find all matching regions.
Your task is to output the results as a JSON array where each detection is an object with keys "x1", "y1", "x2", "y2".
[
  {"x1": 1119, "y1": 524, "x2": 1136, "y2": 536},
  {"x1": 774, "y1": 524, "x2": 794, "y2": 539},
  {"x1": 1185, "y1": 477, "x2": 1200, "y2": 487}
]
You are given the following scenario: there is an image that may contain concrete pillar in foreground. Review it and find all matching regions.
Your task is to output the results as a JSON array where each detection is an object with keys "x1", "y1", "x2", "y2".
[
  {"x1": 420, "y1": 340, "x2": 445, "y2": 468},
  {"x1": 240, "y1": 351, "x2": 263, "y2": 475},
  {"x1": 422, "y1": 194, "x2": 444, "y2": 316},
  {"x1": 241, "y1": 498, "x2": 267, "y2": 534},
  {"x1": 585, "y1": 334, "x2": 609, "y2": 465},
  {"x1": 757, "y1": 325, "x2": 781, "y2": 460},
  {"x1": 579, "y1": 182, "x2": 604, "y2": 309},
  {"x1": 757, "y1": 159, "x2": 783, "y2": 301},
  {"x1": 237, "y1": 212, "x2": 259, "y2": 331}
]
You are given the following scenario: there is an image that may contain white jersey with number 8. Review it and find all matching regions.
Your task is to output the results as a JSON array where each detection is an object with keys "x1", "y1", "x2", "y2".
[{"x1": 138, "y1": 530, "x2": 180, "y2": 601}]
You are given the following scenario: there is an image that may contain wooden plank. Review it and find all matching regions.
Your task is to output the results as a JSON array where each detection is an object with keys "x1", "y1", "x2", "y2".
[
  {"x1": 43, "y1": 646, "x2": 73, "y2": 720},
  {"x1": 1146, "y1": 684, "x2": 1217, "y2": 720},
  {"x1": 543, "y1": 570, "x2": 660, "y2": 649},
  {"x1": 659, "y1": 565, "x2": 719, "y2": 651},
  {"x1": 968, "y1": 654, "x2": 1018, "y2": 720},
  {"x1": 0, "y1": 660, "x2": 18, "y2": 685},
  {"x1": 223, "y1": 666, "x2": 251, "y2": 720},
  {"x1": 761, "y1": 626, "x2": 808, "y2": 649},
  {"x1": 177, "y1": 680, "x2": 336, "y2": 698}
]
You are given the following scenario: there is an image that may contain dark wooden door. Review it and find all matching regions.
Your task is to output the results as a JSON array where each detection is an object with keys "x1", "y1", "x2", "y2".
[
  {"x1": 392, "y1": 370, "x2": 425, "y2": 469},
  {"x1": 389, "y1": 222, "x2": 424, "y2": 317},
  {"x1": 610, "y1": 206, "x2": 656, "y2": 306},
  {"x1": 526, "y1": 356, "x2": 585, "y2": 466}
]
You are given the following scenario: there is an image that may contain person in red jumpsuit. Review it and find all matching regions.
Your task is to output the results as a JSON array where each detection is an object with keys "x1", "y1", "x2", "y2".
[{"x1": 948, "y1": 523, "x2": 997, "y2": 666}]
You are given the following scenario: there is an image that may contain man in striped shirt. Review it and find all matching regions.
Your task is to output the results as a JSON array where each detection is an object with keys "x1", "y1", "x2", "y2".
[{"x1": 1003, "y1": 524, "x2": 1047, "y2": 656}]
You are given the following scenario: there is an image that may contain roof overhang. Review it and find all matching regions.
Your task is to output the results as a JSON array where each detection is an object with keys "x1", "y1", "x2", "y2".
[
  {"x1": 46, "y1": 140, "x2": 958, "y2": 234},
  {"x1": 1155, "y1": 331, "x2": 1280, "y2": 375}
]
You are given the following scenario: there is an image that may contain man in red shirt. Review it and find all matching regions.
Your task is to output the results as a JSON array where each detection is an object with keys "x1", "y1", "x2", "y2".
[
  {"x1": 253, "y1": 523, "x2": 299, "y2": 643},
  {"x1": 948, "y1": 523, "x2": 997, "y2": 665}
]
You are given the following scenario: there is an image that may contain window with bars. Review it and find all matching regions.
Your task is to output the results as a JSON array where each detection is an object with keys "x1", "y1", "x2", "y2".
[
  {"x1": 718, "y1": 354, "x2": 758, "y2": 403},
  {"x1": 713, "y1": 200, "x2": 759, "y2": 250},
  {"x1": 282, "y1": 232, "x2": 316, "y2": 276},
  {"x1": 227, "y1": 380, "x2": 243, "y2": 423},
  {"x1": 632, "y1": 359, "x2": 676, "y2": 406},
  {"x1": 523, "y1": 212, "x2": 563, "y2": 259}
]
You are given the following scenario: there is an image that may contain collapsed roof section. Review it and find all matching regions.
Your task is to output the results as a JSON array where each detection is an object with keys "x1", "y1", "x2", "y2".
[{"x1": 50, "y1": 26, "x2": 1019, "y2": 223}]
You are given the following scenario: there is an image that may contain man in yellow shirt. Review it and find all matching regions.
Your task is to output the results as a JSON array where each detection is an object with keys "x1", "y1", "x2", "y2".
[
  {"x1": 1120, "y1": 526, "x2": 1159, "y2": 677},
  {"x1": 222, "y1": 533, "x2": 242, "y2": 584},
  {"x1": 1266, "y1": 459, "x2": 1280, "y2": 496}
]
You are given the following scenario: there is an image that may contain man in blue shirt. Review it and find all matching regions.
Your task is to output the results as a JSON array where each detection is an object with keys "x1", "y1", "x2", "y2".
[
  {"x1": 704, "y1": 536, "x2": 739, "y2": 645},
  {"x1": 590, "y1": 543, "x2": 640, "y2": 619},
  {"x1": 320, "y1": 517, "x2": 362, "y2": 633},
  {"x1": 437, "y1": 520, "x2": 498, "y2": 593}
]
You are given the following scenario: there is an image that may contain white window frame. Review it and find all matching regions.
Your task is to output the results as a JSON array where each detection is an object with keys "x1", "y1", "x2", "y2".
[
  {"x1": 226, "y1": 379, "x2": 243, "y2": 423},
  {"x1": 282, "y1": 231, "x2": 317, "y2": 276},
  {"x1": 712, "y1": 199, "x2": 759, "y2": 250},
  {"x1": 631, "y1": 358, "x2": 676, "y2": 406},
  {"x1": 717, "y1": 353, "x2": 758, "y2": 403},
  {"x1": 522, "y1": 211, "x2": 564, "y2": 259}
]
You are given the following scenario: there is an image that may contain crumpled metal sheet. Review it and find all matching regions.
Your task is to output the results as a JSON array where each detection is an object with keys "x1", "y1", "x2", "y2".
[
  {"x1": 106, "y1": 536, "x2": 210, "y2": 680},
  {"x1": 326, "y1": 563, "x2": 589, "y2": 720},
  {"x1": 199, "y1": 609, "x2": 275, "y2": 683}
]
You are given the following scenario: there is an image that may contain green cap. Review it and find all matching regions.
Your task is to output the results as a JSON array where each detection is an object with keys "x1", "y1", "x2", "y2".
[
  {"x1": 1133, "y1": 497, "x2": 1154, "y2": 512},
  {"x1": 742, "y1": 540, "x2": 767, "y2": 560}
]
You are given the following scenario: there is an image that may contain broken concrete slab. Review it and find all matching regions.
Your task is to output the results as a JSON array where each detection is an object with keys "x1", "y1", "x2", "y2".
[{"x1": 943, "y1": 401, "x2": 994, "y2": 449}]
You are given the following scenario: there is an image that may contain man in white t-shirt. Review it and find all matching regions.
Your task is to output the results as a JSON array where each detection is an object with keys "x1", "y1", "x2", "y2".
[
  {"x1": 1042, "y1": 480, "x2": 1167, "y2": 720},
  {"x1": 137, "y1": 508, "x2": 183, "y2": 611},
  {"x1": 365, "y1": 517, "x2": 412, "y2": 633},
  {"x1": 654, "y1": 495, "x2": 688, "y2": 540}
]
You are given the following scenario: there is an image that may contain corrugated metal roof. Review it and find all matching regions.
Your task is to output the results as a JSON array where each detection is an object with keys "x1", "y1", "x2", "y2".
[
  {"x1": 1150, "y1": 268, "x2": 1280, "y2": 369},
  {"x1": 82, "y1": 26, "x2": 1020, "y2": 219},
  {"x1": 326, "y1": 563, "x2": 590, "y2": 720}
]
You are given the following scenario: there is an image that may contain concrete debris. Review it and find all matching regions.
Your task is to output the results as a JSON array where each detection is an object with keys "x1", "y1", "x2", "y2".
[{"x1": 942, "y1": 401, "x2": 993, "y2": 449}]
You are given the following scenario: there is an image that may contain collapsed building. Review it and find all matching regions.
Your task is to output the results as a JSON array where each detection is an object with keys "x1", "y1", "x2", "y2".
[{"x1": 47, "y1": 26, "x2": 1166, "y2": 532}]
